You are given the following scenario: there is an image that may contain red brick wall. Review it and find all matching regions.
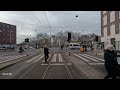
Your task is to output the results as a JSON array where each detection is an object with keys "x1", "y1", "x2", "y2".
[{"x1": 0, "y1": 22, "x2": 16, "y2": 45}]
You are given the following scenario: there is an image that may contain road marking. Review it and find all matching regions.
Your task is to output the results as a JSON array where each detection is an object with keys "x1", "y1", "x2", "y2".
[
  {"x1": 51, "y1": 63, "x2": 64, "y2": 65},
  {"x1": 0, "y1": 55, "x2": 26, "y2": 64},
  {"x1": 0, "y1": 55, "x2": 25, "y2": 60},
  {"x1": 26, "y1": 54, "x2": 42, "y2": 63},
  {"x1": 41, "y1": 64, "x2": 48, "y2": 65},
  {"x1": 84, "y1": 54, "x2": 104, "y2": 62},
  {"x1": 52, "y1": 54, "x2": 57, "y2": 62},
  {"x1": 41, "y1": 63, "x2": 72, "y2": 65},
  {"x1": 58, "y1": 54, "x2": 63, "y2": 62},
  {"x1": 88, "y1": 63, "x2": 104, "y2": 65},
  {"x1": 79, "y1": 54, "x2": 100, "y2": 62},
  {"x1": 33, "y1": 55, "x2": 44, "y2": 62},
  {"x1": 74, "y1": 54, "x2": 90, "y2": 63},
  {"x1": 67, "y1": 63, "x2": 72, "y2": 65}
]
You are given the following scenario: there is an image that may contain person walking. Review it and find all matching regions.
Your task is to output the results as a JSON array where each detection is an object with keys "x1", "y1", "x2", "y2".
[
  {"x1": 104, "y1": 44, "x2": 119, "y2": 79},
  {"x1": 44, "y1": 45, "x2": 49, "y2": 63},
  {"x1": 61, "y1": 45, "x2": 63, "y2": 51},
  {"x1": 19, "y1": 45, "x2": 23, "y2": 53}
]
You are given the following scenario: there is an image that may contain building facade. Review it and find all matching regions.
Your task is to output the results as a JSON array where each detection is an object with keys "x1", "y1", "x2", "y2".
[
  {"x1": 0, "y1": 22, "x2": 16, "y2": 49},
  {"x1": 101, "y1": 11, "x2": 120, "y2": 50}
]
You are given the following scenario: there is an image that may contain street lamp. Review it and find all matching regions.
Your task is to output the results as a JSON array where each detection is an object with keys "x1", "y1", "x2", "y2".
[{"x1": 75, "y1": 15, "x2": 78, "y2": 17}]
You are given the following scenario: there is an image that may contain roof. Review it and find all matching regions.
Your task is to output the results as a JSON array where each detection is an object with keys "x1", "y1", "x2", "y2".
[{"x1": 0, "y1": 21, "x2": 16, "y2": 26}]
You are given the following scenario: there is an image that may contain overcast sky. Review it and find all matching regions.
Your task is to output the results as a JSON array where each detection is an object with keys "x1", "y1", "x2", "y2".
[{"x1": 0, "y1": 11, "x2": 100, "y2": 44}]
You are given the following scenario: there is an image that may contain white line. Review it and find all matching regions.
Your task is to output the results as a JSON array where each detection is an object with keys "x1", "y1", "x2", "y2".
[
  {"x1": 41, "y1": 63, "x2": 72, "y2": 65},
  {"x1": 41, "y1": 64, "x2": 48, "y2": 65},
  {"x1": 88, "y1": 63, "x2": 104, "y2": 65},
  {"x1": 19, "y1": 62, "x2": 39, "y2": 79},
  {"x1": 58, "y1": 54, "x2": 63, "y2": 62},
  {"x1": 67, "y1": 63, "x2": 72, "y2": 65},
  {"x1": 26, "y1": 54, "x2": 42, "y2": 63},
  {"x1": 84, "y1": 54, "x2": 104, "y2": 61},
  {"x1": 0, "y1": 55, "x2": 26, "y2": 64},
  {"x1": 52, "y1": 54, "x2": 57, "y2": 62},
  {"x1": 79, "y1": 54, "x2": 100, "y2": 62},
  {"x1": 51, "y1": 63, "x2": 64, "y2": 65},
  {"x1": 0, "y1": 55, "x2": 25, "y2": 60},
  {"x1": 33, "y1": 55, "x2": 44, "y2": 62},
  {"x1": 74, "y1": 54, "x2": 91, "y2": 63}
]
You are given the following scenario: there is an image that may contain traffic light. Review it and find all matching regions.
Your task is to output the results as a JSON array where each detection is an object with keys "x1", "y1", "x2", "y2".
[
  {"x1": 25, "y1": 38, "x2": 29, "y2": 43},
  {"x1": 67, "y1": 32, "x2": 71, "y2": 42},
  {"x1": 94, "y1": 35, "x2": 98, "y2": 42},
  {"x1": 96, "y1": 35, "x2": 98, "y2": 41}
]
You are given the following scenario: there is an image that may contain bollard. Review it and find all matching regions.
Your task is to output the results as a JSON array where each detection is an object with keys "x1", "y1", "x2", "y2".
[{"x1": 69, "y1": 49, "x2": 70, "y2": 56}]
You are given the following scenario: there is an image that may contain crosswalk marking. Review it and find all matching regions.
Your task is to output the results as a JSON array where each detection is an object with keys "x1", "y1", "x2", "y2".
[
  {"x1": 51, "y1": 63, "x2": 64, "y2": 65},
  {"x1": 33, "y1": 55, "x2": 44, "y2": 62},
  {"x1": 84, "y1": 54, "x2": 104, "y2": 62},
  {"x1": 74, "y1": 54, "x2": 91, "y2": 63},
  {"x1": 0, "y1": 55, "x2": 26, "y2": 61},
  {"x1": 41, "y1": 64, "x2": 48, "y2": 65},
  {"x1": 52, "y1": 54, "x2": 57, "y2": 62},
  {"x1": 88, "y1": 63, "x2": 104, "y2": 65},
  {"x1": 58, "y1": 54, "x2": 63, "y2": 62},
  {"x1": 26, "y1": 54, "x2": 42, "y2": 63},
  {"x1": 79, "y1": 54, "x2": 100, "y2": 62},
  {"x1": 41, "y1": 63, "x2": 72, "y2": 65},
  {"x1": 67, "y1": 63, "x2": 72, "y2": 65}
]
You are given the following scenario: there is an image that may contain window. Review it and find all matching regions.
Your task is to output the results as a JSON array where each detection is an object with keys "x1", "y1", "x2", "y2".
[
  {"x1": 110, "y1": 38, "x2": 116, "y2": 49},
  {"x1": 3, "y1": 24, "x2": 5, "y2": 27},
  {"x1": 11, "y1": 26, "x2": 13, "y2": 28},
  {"x1": 73, "y1": 45, "x2": 79, "y2": 46},
  {"x1": 110, "y1": 11, "x2": 115, "y2": 22},
  {"x1": 103, "y1": 15, "x2": 107, "y2": 25},
  {"x1": 110, "y1": 24, "x2": 115, "y2": 35},
  {"x1": 103, "y1": 27, "x2": 107, "y2": 36},
  {"x1": 7, "y1": 25, "x2": 9, "y2": 28},
  {"x1": 103, "y1": 11, "x2": 107, "y2": 14}
]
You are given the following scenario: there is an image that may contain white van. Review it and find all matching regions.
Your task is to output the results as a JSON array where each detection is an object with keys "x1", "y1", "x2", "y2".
[{"x1": 69, "y1": 43, "x2": 80, "y2": 49}]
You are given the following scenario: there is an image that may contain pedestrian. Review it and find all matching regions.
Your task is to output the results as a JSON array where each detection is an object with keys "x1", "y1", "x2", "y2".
[
  {"x1": 104, "y1": 44, "x2": 119, "y2": 79},
  {"x1": 19, "y1": 45, "x2": 23, "y2": 53},
  {"x1": 44, "y1": 45, "x2": 49, "y2": 63}
]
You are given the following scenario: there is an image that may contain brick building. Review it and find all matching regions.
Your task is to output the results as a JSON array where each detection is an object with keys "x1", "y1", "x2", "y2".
[
  {"x1": 0, "y1": 22, "x2": 16, "y2": 49},
  {"x1": 101, "y1": 11, "x2": 120, "y2": 50}
]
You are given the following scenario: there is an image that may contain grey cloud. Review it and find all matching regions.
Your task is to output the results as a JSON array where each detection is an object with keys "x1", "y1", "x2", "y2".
[{"x1": 0, "y1": 11, "x2": 100, "y2": 44}]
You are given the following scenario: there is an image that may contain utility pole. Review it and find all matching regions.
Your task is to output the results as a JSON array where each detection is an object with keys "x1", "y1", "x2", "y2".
[{"x1": 67, "y1": 32, "x2": 71, "y2": 56}]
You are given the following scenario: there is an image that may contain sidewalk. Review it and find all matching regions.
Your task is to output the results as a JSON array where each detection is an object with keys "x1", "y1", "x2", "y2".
[{"x1": 65, "y1": 52, "x2": 106, "y2": 79}]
